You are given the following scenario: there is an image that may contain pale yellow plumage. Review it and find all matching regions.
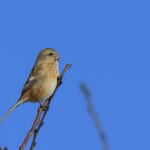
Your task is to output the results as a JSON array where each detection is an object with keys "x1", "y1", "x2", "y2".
[{"x1": 0, "y1": 48, "x2": 60, "y2": 123}]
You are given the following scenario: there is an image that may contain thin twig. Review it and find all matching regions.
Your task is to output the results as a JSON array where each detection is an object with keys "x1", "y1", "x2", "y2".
[
  {"x1": 19, "y1": 101, "x2": 47, "y2": 150},
  {"x1": 30, "y1": 64, "x2": 72, "y2": 150},
  {"x1": 80, "y1": 83, "x2": 109, "y2": 150},
  {"x1": 0, "y1": 147, "x2": 8, "y2": 150},
  {"x1": 19, "y1": 64, "x2": 72, "y2": 150},
  {"x1": 29, "y1": 99, "x2": 51, "y2": 150}
]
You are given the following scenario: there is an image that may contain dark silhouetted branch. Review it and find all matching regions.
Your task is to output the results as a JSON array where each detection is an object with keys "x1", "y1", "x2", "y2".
[
  {"x1": 80, "y1": 83, "x2": 109, "y2": 150},
  {"x1": 0, "y1": 147, "x2": 8, "y2": 150}
]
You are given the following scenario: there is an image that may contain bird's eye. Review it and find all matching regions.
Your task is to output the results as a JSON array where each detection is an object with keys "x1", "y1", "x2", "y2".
[{"x1": 49, "y1": 53, "x2": 53, "y2": 56}]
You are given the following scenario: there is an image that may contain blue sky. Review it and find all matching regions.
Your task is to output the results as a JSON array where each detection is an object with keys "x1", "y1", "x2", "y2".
[{"x1": 0, "y1": 1, "x2": 150, "y2": 150}]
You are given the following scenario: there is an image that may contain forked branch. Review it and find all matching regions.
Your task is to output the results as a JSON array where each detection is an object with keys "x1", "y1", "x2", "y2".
[{"x1": 19, "y1": 64, "x2": 72, "y2": 150}]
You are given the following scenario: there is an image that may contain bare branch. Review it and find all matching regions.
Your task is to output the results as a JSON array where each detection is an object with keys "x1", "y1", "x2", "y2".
[
  {"x1": 0, "y1": 147, "x2": 8, "y2": 150},
  {"x1": 19, "y1": 64, "x2": 72, "y2": 150},
  {"x1": 30, "y1": 64, "x2": 72, "y2": 150},
  {"x1": 80, "y1": 83, "x2": 109, "y2": 150}
]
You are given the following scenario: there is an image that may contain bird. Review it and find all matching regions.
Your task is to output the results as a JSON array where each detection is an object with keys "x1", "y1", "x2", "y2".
[{"x1": 0, "y1": 48, "x2": 60, "y2": 123}]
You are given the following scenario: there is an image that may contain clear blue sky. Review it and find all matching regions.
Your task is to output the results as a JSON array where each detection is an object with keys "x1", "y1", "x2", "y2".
[{"x1": 0, "y1": 1, "x2": 150, "y2": 150}]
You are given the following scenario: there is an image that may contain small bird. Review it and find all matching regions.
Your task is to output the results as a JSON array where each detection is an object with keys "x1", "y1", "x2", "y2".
[{"x1": 0, "y1": 48, "x2": 60, "y2": 123}]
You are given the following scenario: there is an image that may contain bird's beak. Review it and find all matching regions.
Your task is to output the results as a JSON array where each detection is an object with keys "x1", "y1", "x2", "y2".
[{"x1": 56, "y1": 55, "x2": 61, "y2": 60}]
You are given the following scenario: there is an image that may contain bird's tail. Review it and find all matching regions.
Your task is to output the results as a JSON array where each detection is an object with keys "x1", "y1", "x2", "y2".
[{"x1": 0, "y1": 100, "x2": 22, "y2": 123}]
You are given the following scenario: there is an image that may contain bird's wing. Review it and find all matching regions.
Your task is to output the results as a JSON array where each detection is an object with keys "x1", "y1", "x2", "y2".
[
  {"x1": 21, "y1": 73, "x2": 37, "y2": 95},
  {"x1": 21, "y1": 64, "x2": 39, "y2": 95}
]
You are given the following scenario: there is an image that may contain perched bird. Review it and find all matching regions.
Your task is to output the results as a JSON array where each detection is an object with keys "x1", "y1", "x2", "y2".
[{"x1": 0, "y1": 48, "x2": 60, "y2": 123}]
